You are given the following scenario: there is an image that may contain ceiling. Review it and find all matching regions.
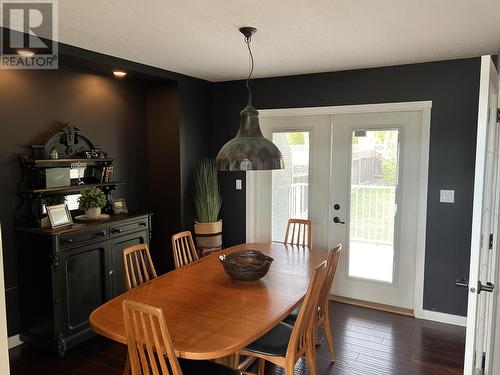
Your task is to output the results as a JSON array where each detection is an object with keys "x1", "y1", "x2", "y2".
[{"x1": 13, "y1": 1, "x2": 500, "y2": 81}]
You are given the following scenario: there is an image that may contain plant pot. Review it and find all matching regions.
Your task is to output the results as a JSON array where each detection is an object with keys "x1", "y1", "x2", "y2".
[
  {"x1": 194, "y1": 220, "x2": 222, "y2": 257},
  {"x1": 85, "y1": 207, "x2": 101, "y2": 220}
]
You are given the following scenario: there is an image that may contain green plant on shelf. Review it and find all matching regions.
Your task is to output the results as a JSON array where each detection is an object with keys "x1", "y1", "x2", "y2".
[{"x1": 78, "y1": 187, "x2": 107, "y2": 211}]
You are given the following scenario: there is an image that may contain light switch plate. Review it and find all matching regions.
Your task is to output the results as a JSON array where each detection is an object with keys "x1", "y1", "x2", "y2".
[
  {"x1": 235, "y1": 179, "x2": 242, "y2": 190},
  {"x1": 440, "y1": 190, "x2": 455, "y2": 203}
]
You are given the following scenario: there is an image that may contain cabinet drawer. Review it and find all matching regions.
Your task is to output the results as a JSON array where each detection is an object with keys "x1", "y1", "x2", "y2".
[
  {"x1": 59, "y1": 227, "x2": 109, "y2": 248},
  {"x1": 110, "y1": 218, "x2": 149, "y2": 237}
]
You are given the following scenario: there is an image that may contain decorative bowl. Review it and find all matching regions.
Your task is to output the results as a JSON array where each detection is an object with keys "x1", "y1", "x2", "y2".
[{"x1": 219, "y1": 250, "x2": 274, "y2": 282}]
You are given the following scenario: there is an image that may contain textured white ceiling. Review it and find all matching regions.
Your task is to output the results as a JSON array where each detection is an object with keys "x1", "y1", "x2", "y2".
[{"x1": 14, "y1": 1, "x2": 500, "y2": 81}]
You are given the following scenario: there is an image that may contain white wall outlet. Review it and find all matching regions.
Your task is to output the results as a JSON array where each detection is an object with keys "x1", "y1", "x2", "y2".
[
  {"x1": 440, "y1": 190, "x2": 455, "y2": 203},
  {"x1": 235, "y1": 179, "x2": 242, "y2": 190}
]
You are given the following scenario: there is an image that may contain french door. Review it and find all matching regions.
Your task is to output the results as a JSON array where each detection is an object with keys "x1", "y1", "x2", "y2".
[
  {"x1": 330, "y1": 111, "x2": 424, "y2": 309},
  {"x1": 246, "y1": 115, "x2": 331, "y2": 248},
  {"x1": 248, "y1": 104, "x2": 430, "y2": 312}
]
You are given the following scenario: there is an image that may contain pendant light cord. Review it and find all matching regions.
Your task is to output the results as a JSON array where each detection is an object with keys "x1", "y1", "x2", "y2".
[{"x1": 245, "y1": 36, "x2": 254, "y2": 106}]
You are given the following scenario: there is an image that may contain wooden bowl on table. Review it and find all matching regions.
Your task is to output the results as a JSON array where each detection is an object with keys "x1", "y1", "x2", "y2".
[{"x1": 219, "y1": 250, "x2": 274, "y2": 282}]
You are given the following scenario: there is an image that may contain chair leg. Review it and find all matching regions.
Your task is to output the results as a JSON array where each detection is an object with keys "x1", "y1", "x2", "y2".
[
  {"x1": 322, "y1": 316, "x2": 336, "y2": 362},
  {"x1": 285, "y1": 362, "x2": 295, "y2": 375},
  {"x1": 123, "y1": 354, "x2": 131, "y2": 375},
  {"x1": 257, "y1": 358, "x2": 266, "y2": 375},
  {"x1": 305, "y1": 345, "x2": 318, "y2": 375}
]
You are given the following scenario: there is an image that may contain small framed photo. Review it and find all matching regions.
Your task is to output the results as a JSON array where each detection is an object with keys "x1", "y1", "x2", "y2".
[
  {"x1": 47, "y1": 204, "x2": 73, "y2": 229},
  {"x1": 112, "y1": 198, "x2": 128, "y2": 214}
]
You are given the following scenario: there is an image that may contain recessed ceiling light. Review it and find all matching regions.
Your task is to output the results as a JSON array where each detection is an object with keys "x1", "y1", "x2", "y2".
[
  {"x1": 17, "y1": 49, "x2": 34, "y2": 57},
  {"x1": 113, "y1": 70, "x2": 127, "y2": 78}
]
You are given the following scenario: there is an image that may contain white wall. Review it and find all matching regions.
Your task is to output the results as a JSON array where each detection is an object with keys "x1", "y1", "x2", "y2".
[{"x1": 0, "y1": 225, "x2": 10, "y2": 374}]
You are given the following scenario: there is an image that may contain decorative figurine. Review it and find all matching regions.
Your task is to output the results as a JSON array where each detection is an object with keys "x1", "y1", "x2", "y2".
[{"x1": 49, "y1": 148, "x2": 58, "y2": 160}]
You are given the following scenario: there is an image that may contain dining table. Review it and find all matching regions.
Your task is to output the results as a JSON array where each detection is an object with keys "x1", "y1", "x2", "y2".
[{"x1": 89, "y1": 242, "x2": 328, "y2": 366}]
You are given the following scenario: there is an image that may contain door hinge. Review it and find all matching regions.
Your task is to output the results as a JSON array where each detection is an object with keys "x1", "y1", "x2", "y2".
[
  {"x1": 489, "y1": 233, "x2": 494, "y2": 250},
  {"x1": 482, "y1": 351, "x2": 486, "y2": 369},
  {"x1": 497, "y1": 108, "x2": 500, "y2": 123}
]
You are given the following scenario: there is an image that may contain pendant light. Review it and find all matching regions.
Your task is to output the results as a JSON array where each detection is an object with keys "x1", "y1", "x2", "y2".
[{"x1": 216, "y1": 27, "x2": 284, "y2": 171}]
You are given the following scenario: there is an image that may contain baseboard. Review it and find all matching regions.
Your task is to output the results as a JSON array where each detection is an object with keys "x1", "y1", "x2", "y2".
[
  {"x1": 8, "y1": 334, "x2": 23, "y2": 349},
  {"x1": 421, "y1": 309, "x2": 467, "y2": 327},
  {"x1": 330, "y1": 294, "x2": 415, "y2": 317},
  {"x1": 329, "y1": 295, "x2": 466, "y2": 327}
]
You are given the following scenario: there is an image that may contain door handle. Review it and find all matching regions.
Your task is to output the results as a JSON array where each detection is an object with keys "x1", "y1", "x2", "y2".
[
  {"x1": 455, "y1": 278, "x2": 469, "y2": 288},
  {"x1": 479, "y1": 281, "x2": 495, "y2": 294},
  {"x1": 456, "y1": 279, "x2": 495, "y2": 294},
  {"x1": 333, "y1": 217, "x2": 345, "y2": 224}
]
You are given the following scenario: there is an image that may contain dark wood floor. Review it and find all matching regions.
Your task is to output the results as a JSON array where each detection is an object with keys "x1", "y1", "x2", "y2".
[{"x1": 9, "y1": 302, "x2": 466, "y2": 375}]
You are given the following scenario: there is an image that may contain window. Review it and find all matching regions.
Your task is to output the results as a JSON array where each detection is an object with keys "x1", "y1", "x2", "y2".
[
  {"x1": 348, "y1": 129, "x2": 399, "y2": 283},
  {"x1": 271, "y1": 132, "x2": 310, "y2": 242}
]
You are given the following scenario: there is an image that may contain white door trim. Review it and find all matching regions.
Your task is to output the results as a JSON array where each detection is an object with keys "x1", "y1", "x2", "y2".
[
  {"x1": 464, "y1": 55, "x2": 499, "y2": 375},
  {"x1": 422, "y1": 309, "x2": 467, "y2": 327},
  {"x1": 258, "y1": 101, "x2": 431, "y2": 317},
  {"x1": 259, "y1": 101, "x2": 433, "y2": 118},
  {"x1": 0, "y1": 225, "x2": 10, "y2": 375}
]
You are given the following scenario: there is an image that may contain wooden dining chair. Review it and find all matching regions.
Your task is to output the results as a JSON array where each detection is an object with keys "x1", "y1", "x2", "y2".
[
  {"x1": 171, "y1": 231, "x2": 199, "y2": 269},
  {"x1": 283, "y1": 244, "x2": 342, "y2": 362},
  {"x1": 122, "y1": 300, "x2": 239, "y2": 375},
  {"x1": 239, "y1": 261, "x2": 327, "y2": 375},
  {"x1": 284, "y1": 219, "x2": 312, "y2": 247},
  {"x1": 123, "y1": 244, "x2": 158, "y2": 291}
]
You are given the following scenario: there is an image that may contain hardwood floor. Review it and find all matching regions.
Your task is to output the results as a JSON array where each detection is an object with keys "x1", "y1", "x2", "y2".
[{"x1": 9, "y1": 302, "x2": 465, "y2": 374}]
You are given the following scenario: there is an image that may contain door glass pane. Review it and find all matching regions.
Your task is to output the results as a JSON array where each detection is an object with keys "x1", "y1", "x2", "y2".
[
  {"x1": 349, "y1": 129, "x2": 399, "y2": 283},
  {"x1": 272, "y1": 132, "x2": 310, "y2": 242}
]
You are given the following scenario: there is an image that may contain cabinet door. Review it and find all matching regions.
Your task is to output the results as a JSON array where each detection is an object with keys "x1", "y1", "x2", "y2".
[
  {"x1": 109, "y1": 230, "x2": 149, "y2": 297},
  {"x1": 55, "y1": 241, "x2": 110, "y2": 338}
]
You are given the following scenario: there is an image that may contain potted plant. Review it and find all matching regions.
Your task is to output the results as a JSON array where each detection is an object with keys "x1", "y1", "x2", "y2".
[
  {"x1": 78, "y1": 187, "x2": 107, "y2": 219},
  {"x1": 193, "y1": 159, "x2": 223, "y2": 256}
]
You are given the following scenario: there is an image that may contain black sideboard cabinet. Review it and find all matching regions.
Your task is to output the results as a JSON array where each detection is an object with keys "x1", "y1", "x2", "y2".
[{"x1": 15, "y1": 213, "x2": 151, "y2": 356}]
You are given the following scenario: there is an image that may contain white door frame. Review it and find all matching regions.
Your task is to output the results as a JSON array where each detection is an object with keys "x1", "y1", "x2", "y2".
[
  {"x1": 254, "y1": 101, "x2": 431, "y2": 317},
  {"x1": 464, "y1": 55, "x2": 500, "y2": 375},
  {"x1": 0, "y1": 225, "x2": 10, "y2": 375}
]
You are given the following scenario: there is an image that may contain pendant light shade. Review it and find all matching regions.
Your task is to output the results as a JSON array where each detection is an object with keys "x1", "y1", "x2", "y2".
[{"x1": 216, "y1": 27, "x2": 284, "y2": 171}]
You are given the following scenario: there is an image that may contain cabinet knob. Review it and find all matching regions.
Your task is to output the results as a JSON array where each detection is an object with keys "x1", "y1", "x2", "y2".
[
  {"x1": 62, "y1": 238, "x2": 73, "y2": 244},
  {"x1": 111, "y1": 228, "x2": 122, "y2": 234},
  {"x1": 109, "y1": 270, "x2": 114, "y2": 276},
  {"x1": 98, "y1": 230, "x2": 107, "y2": 236}
]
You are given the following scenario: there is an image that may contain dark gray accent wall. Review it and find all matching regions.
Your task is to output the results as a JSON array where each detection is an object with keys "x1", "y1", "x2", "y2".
[
  {"x1": 55, "y1": 41, "x2": 213, "y2": 231},
  {"x1": 0, "y1": 33, "x2": 212, "y2": 335},
  {"x1": 211, "y1": 58, "x2": 481, "y2": 316},
  {"x1": 0, "y1": 68, "x2": 149, "y2": 334}
]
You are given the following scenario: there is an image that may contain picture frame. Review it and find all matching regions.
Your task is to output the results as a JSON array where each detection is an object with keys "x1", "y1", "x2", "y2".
[
  {"x1": 46, "y1": 204, "x2": 73, "y2": 229},
  {"x1": 112, "y1": 198, "x2": 128, "y2": 214}
]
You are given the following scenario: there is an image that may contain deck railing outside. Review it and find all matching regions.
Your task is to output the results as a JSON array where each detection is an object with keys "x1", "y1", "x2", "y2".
[
  {"x1": 350, "y1": 184, "x2": 396, "y2": 245},
  {"x1": 289, "y1": 182, "x2": 308, "y2": 219}
]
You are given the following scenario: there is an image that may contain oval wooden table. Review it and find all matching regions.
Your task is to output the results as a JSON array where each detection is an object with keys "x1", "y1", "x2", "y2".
[{"x1": 89, "y1": 242, "x2": 327, "y2": 363}]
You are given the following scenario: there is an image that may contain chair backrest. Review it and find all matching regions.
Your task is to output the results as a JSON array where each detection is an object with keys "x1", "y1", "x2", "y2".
[
  {"x1": 171, "y1": 231, "x2": 199, "y2": 269},
  {"x1": 123, "y1": 244, "x2": 158, "y2": 291},
  {"x1": 286, "y1": 260, "x2": 327, "y2": 361},
  {"x1": 284, "y1": 219, "x2": 312, "y2": 247},
  {"x1": 318, "y1": 244, "x2": 342, "y2": 320},
  {"x1": 123, "y1": 300, "x2": 183, "y2": 375}
]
